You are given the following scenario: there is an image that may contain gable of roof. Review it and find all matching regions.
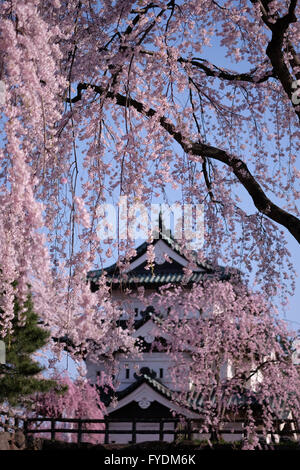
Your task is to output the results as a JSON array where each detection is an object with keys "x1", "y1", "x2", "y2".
[
  {"x1": 103, "y1": 374, "x2": 276, "y2": 419},
  {"x1": 88, "y1": 236, "x2": 236, "y2": 289}
]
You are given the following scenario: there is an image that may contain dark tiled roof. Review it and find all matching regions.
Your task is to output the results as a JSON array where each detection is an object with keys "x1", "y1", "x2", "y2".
[
  {"x1": 89, "y1": 271, "x2": 231, "y2": 289},
  {"x1": 87, "y1": 212, "x2": 242, "y2": 291},
  {"x1": 98, "y1": 374, "x2": 167, "y2": 407},
  {"x1": 115, "y1": 374, "x2": 174, "y2": 402},
  {"x1": 87, "y1": 236, "x2": 235, "y2": 288},
  {"x1": 103, "y1": 374, "x2": 291, "y2": 420},
  {"x1": 141, "y1": 377, "x2": 259, "y2": 413},
  {"x1": 107, "y1": 375, "x2": 258, "y2": 414}
]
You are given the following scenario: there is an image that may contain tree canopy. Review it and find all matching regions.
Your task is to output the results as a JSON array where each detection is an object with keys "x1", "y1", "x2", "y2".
[
  {"x1": 0, "y1": 0, "x2": 299, "y2": 445},
  {"x1": 0, "y1": 0, "x2": 298, "y2": 343},
  {"x1": 0, "y1": 294, "x2": 58, "y2": 406}
]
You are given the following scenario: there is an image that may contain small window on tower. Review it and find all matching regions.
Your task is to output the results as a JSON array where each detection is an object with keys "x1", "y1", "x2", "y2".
[
  {"x1": 159, "y1": 368, "x2": 164, "y2": 378},
  {"x1": 125, "y1": 368, "x2": 130, "y2": 379}
]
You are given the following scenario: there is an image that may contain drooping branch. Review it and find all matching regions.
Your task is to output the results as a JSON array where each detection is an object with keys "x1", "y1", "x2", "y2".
[
  {"x1": 67, "y1": 83, "x2": 300, "y2": 244},
  {"x1": 178, "y1": 56, "x2": 274, "y2": 84},
  {"x1": 140, "y1": 49, "x2": 275, "y2": 84},
  {"x1": 251, "y1": 0, "x2": 300, "y2": 121},
  {"x1": 191, "y1": 143, "x2": 300, "y2": 244}
]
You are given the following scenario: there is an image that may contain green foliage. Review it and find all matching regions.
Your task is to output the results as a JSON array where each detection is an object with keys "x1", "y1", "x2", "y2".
[{"x1": 0, "y1": 295, "x2": 57, "y2": 406}]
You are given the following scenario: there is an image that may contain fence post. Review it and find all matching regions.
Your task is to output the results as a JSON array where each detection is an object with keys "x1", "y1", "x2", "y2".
[
  {"x1": 242, "y1": 421, "x2": 246, "y2": 443},
  {"x1": 173, "y1": 419, "x2": 179, "y2": 443},
  {"x1": 132, "y1": 417, "x2": 136, "y2": 444},
  {"x1": 77, "y1": 420, "x2": 82, "y2": 446},
  {"x1": 23, "y1": 419, "x2": 28, "y2": 437},
  {"x1": 104, "y1": 417, "x2": 109, "y2": 444},
  {"x1": 51, "y1": 418, "x2": 56, "y2": 441},
  {"x1": 159, "y1": 419, "x2": 164, "y2": 442},
  {"x1": 187, "y1": 420, "x2": 192, "y2": 440}
]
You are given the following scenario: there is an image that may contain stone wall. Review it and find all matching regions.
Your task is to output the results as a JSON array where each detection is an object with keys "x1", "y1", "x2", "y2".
[{"x1": 0, "y1": 430, "x2": 26, "y2": 450}]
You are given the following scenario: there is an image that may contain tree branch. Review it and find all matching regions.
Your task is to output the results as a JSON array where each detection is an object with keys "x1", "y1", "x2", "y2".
[
  {"x1": 67, "y1": 83, "x2": 300, "y2": 244},
  {"x1": 140, "y1": 50, "x2": 275, "y2": 84},
  {"x1": 251, "y1": 0, "x2": 300, "y2": 121},
  {"x1": 178, "y1": 57, "x2": 275, "y2": 83}
]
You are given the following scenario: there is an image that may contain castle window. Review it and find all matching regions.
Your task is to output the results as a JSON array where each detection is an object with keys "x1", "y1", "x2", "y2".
[
  {"x1": 125, "y1": 368, "x2": 130, "y2": 379},
  {"x1": 159, "y1": 368, "x2": 164, "y2": 378}
]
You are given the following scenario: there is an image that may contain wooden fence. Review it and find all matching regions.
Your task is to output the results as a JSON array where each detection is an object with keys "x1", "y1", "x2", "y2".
[
  {"x1": 18, "y1": 417, "x2": 300, "y2": 445},
  {"x1": 23, "y1": 417, "x2": 183, "y2": 444},
  {"x1": 0, "y1": 412, "x2": 25, "y2": 433},
  {"x1": 1, "y1": 413, "x2": 300, "y2": 445}
]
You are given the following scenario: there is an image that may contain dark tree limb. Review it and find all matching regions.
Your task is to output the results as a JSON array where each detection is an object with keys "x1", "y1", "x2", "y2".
[
  {"x1": 67, "y1": 82, "x2": 300, "y2": 244},
  {"x1": 139, "y1": 49, "x2": 275, "y2": 84},
  {"x1": 250, "y1": 0, "x2": 300, "y2": 121},
  {"x1": 178, "y1": 57, "x2": 275, "y2": 84}
]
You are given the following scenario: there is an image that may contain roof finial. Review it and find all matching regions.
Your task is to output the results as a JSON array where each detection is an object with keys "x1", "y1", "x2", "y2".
[
  {"x1": 158, "y1": 207, "x2": 163, "y2": 239},
  {"x1": 159, "y1": 206, "x2": 173, "y2": 240},
  {"x1": 151, "y1": 205, "x2": 173, "y2": 241}
]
